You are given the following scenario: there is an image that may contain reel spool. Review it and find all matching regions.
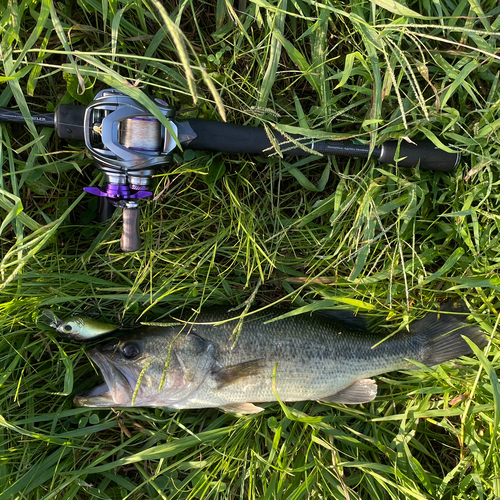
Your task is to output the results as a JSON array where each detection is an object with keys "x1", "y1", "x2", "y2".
[{"x1": 119, "y1": 117, "x2": 163, "y2": 152}]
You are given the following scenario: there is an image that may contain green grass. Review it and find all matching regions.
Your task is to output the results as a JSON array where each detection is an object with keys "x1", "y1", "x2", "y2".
[{"x1": 1, "y1": 0, "x2": 500, "y2": 498}]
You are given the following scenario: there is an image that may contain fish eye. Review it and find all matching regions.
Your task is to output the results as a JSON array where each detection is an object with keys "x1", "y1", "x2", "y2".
[
  {"x1": 122, "y1": 343, "x2": 141, "y2": 360},
  {"x1": 64, "y1": 325, "x2": 72, "y2": 332}
]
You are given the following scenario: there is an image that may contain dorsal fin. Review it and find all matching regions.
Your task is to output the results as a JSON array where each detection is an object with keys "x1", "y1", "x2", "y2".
[{"x1": 313, "y1": 309, "x2": 369, "y2": 330}]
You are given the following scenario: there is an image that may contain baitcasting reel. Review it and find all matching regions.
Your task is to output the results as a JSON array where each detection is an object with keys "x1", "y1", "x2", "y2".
[
  {"x1": 58, "y1": 90, "x2": 187, "y2": 251},
  {"x1": 1, "y1": 89, "x2": 461, "y2": 252}
]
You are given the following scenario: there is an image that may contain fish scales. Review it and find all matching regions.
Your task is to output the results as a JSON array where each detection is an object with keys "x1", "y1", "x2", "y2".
[
  {"x1": 184, "y1": 310, "x2": 408, "y2": 405},
  {"x1": 75, "y1": 302, "x2": 486, "y2": 413}
]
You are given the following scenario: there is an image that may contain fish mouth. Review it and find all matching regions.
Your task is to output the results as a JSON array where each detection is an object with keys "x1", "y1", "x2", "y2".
[
  {"x1": 73, "y1": 382, "x2": 115, "y2": 407},
  {"x1": 74, "y1": 348, "x2": 136, "y2": 407}
]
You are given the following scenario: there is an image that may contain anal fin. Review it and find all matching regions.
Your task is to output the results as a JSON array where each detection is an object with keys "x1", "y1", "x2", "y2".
[
  {"x1": 321, "y1": 379, "x2": 378, "y2": 404},
  {"x1": 219, "y1": 402, "x2": 265, "y2": 414}
]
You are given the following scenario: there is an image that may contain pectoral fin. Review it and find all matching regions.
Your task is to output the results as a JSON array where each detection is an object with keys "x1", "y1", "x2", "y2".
[
  {"x1": 321, "y1": 379, "x2": 378, "y2": 404},
  {"x1": 219, "y1": 403, "x2": 265, "y2": 414},
  {"x1": 212, "y1": 359, "x2": 266, "y2": 388}
]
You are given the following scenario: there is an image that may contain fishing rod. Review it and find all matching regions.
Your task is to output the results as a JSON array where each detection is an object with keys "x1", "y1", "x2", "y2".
[{"x1": 0, "y1": 89, "x2": 460, "y2": 252}]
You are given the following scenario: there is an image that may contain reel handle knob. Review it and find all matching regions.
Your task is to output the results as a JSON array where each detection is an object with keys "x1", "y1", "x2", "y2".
[{"x1": 121, "y1": 206, "x2": 141, "y2": 252}]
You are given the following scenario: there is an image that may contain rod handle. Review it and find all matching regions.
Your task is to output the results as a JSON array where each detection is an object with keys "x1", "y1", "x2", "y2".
[
  {"x1": 54, "y1": 104, "x2": 86, "y2": 140},
  {"x1": 378, "y1": 140, "x2": 460, "y2": 171},
  {"x1": 121, "y1": 206, "x2": 141, "y2": 252},
  {"x1": 182, "y1": 119, "x2": 307, "y2": 155},
  {"x1": 97, "y1": 197, "x2": 116, "y2": 222},
  {"x1": 182, "y1": 120, "x2": 460, "y2": 171}
]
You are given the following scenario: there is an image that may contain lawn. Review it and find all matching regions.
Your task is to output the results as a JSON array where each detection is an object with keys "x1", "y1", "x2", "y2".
[{"x1": 1, "y1": 0, "x2": 499, "y2": 498}]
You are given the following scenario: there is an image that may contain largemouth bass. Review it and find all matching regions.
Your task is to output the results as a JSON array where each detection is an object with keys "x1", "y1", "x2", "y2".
[{"x1": 74, "y1": 301, "x2": 486, "y2": 413}]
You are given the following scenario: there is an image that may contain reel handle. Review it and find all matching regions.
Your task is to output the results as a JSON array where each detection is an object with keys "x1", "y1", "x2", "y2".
[{"x1": 120, "y1": 206, "x2": 142, "y2": 252}]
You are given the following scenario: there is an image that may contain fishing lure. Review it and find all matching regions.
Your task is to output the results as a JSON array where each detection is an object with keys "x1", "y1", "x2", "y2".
[{"x1": 42, "y1": 310, "x2": 118, "y2": 342}]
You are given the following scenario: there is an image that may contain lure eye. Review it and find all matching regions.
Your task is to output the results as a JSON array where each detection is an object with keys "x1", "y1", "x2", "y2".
[
  {"x1": 122, "y1": 343, "x2": 141, "y2": 360},
  {"x1": 64, "y1": 325, "x2": 72, "y2": 332}
]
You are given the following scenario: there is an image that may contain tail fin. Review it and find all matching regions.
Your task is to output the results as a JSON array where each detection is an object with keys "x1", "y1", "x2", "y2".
[{"x1": 409, "y1": 300, "x2": 487, "y2": 367}]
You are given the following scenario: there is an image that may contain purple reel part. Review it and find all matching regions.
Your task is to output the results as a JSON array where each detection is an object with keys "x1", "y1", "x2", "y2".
[{"x1": 84, "y1": 184, "x2": 152, "y2": 201}]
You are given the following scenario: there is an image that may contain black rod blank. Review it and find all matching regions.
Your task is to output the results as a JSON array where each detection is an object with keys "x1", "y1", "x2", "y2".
[{"x1": 0, "y1": 108, "x2": 55, "y2": 127}]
